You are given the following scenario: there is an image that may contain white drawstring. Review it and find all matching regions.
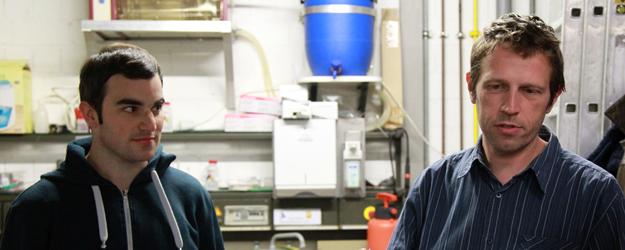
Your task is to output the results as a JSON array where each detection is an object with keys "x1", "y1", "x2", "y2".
[
  {"x1": 91, "y1": 185, "x2": 108, "y2": 249},
  {"x1": 151, "y1": 170, "x2": 184, "y2": 250},
  {"x1": 92, "y1": 171, "x2": 183, "y2": 250}
]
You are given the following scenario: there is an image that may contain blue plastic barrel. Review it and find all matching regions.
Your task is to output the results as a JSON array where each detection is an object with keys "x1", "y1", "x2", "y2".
[{"x1": 304, "y1": 0, "x2": 374, "y2": 77}]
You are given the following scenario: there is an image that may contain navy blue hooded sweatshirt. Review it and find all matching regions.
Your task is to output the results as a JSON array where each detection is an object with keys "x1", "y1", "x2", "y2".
[{"x1": 0, "y1": 137, "x2": 225, "y2": 250}]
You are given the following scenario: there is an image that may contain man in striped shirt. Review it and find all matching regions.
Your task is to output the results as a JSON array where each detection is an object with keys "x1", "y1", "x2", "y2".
[{"x1": 388, "y1": 13, "x2": 625, "y2": 249}]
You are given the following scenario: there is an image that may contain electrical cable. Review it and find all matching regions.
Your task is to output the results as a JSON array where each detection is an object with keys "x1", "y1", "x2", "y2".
[
  {"x1": 385, "y1": 128, "x2": 410, "y2": 193},
  {"x1": 399, "y1": 128, "x2": 410, "y2": 195},
  {"x1": 388, "y1": 132, "x2": 396, "y2": 186}
]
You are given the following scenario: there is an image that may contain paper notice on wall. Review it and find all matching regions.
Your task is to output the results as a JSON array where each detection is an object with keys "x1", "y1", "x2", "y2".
[{"x1": 273, "y1": 209, "x2": 321, "y2": 226}]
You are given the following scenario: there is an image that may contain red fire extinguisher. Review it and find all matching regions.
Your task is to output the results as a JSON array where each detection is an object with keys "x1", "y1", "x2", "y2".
[{"x1": 367, "y1": 192, "x2": 399, "y2": 250}]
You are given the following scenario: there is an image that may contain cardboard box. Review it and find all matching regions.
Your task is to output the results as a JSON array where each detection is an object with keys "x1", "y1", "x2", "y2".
[
  {"x1": 239, "y1": 95, "x2": 282, "y2": 116},
  {"x1": 381, "y1": 9, "x2": 404, "y2": 129},
  {"x1": 0, "y1": 60, "x2": 32, "y2": 134},
  {"x1": 224, "y1": 114, "x2": 277, "y2": 132}
]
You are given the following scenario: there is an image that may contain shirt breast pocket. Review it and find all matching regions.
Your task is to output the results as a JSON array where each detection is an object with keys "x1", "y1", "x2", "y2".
[{"x1": 517, "y1": 235, "x2": 580, "y2": 250}]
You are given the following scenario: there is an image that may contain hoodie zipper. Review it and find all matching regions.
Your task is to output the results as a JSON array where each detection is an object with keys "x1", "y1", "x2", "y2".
[{"x1": 122, "y1": 189, "x2": 133, "y2": 250}]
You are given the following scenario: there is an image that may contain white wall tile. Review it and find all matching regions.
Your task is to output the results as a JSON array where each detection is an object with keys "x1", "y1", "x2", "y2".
[
  {"x1": 60, "y1": 44, "x2": 88, "y2": 74},
  {"x1": 60, "y1": 0, "x2": 89, "y2": 21},
  {"x1": 0, "y1": 21, "x2": 10, "y2": 45},
  {"x1": 0, "y1": 0, "x2": 4, "y2": 21},
  {"x1": 11, "y1": 20, "x2": 70, "y2": 46},
  {"x1": 66, "y1": 20, "x2": 87, "y2": 46},
  {"x1": 31, "y1": 46, "x2": 62, "y2": 74},
  {"x1": 5, "y1": 46, "x2": 33, "y2": 60},
  {"x1": 4, "y1": 0, "x2": 33, "y2": 21},
  {"x1": 32, "y1": 0, "x2": 62, "y2": 21}
]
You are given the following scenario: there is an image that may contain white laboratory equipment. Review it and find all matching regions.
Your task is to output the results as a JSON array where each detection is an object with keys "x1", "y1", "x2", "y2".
[{"x1": 273, "y1": 119, "x2": 337, "y2": 198}]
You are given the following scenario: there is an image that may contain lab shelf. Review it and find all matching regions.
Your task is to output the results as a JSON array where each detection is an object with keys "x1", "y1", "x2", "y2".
[
  {"x1": 297, "y1": 75, "x2": 383, "y2": 87},
  {"x1": 81, "y1": 20, "x2": 236, "y2": 110},
  {"x1": 0, "y1": 131, "x2": 389, "y2": 142},
  {"x1": 81, "y1": 20, "x2": 232, "y2": 40}
]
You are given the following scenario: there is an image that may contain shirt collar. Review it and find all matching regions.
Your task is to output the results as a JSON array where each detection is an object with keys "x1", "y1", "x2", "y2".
[{"x1": 458, "y1": 125, "x2": 559, "y2": 193}]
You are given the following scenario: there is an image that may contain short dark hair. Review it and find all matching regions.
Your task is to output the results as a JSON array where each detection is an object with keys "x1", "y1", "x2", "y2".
[
  {"x1": 469, "y1": 13, "x2": 565, "y2": 107},
  {"x1": 79, "y1": 43, "x2": 162, "y2": 124}
]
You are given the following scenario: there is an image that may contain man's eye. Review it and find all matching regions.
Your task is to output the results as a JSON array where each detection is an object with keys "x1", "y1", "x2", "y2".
[
  {"x1": 152, "y1": 105, "x2": 162, "y2": 112},
  {"x1": 525, "y1": 89, "x2": 537, "y2": 94},
  {"x1": 123, "y1": 106, "x2": 137, "y2": 112}
]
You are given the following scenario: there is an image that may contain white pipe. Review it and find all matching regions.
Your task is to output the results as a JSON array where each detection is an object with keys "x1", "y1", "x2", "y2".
[
  {"x1": 423, "y1": 0, "x2": 430, "y2": 164},
  {"x1": 497, "y1": 0, "x2": 511, "y2": 18}
]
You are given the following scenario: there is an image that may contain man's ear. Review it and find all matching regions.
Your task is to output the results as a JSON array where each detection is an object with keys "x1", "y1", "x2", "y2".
[
  {"x1": 466, "y1": 72, "x2": 476, "y2": 104},
  {"x1": 79, "y1": 101, "x2": 100, "y2": 129},
  {"x1": 546, "y1": 88, "x2": 563, "y2": 113}
]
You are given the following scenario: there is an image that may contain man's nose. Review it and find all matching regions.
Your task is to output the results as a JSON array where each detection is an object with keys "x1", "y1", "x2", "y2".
[
  {"x1": 139, "y1": 110, "x2": 157, "y2": 131},
  {"x1": 501, "y1": 91, "x2": 521, "y2": 115}
]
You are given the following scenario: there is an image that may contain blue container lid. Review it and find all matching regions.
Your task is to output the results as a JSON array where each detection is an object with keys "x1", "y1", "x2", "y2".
[{"x1": 304, "y1": 0, "x2": 373, "y2": 8}]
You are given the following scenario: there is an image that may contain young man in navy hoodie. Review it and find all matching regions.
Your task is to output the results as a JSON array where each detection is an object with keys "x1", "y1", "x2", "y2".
[{"x1": 0, "y1": 43, "x2": 225, "y2": 250}]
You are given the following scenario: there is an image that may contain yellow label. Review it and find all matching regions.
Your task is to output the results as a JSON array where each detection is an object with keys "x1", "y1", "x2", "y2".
[
  {"x1": 215, "y1": 206, "x2": 222, "y2": 216},
  {"x1": 363, "y1": 206, "x2": 376, "y2": 220}
]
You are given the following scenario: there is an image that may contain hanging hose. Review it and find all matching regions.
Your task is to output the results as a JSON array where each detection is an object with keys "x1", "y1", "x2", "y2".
[
  {"x1": 365, "y1": 87, "x2": 392, "y2": 132},
  {"x1": 235, "y1": 29, "x2": 276, "y2": 98}
]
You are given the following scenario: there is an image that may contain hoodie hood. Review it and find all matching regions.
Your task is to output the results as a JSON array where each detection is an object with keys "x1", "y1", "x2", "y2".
[{"x1": 42, "y1": 137, "x2": 177, "y2": 187}]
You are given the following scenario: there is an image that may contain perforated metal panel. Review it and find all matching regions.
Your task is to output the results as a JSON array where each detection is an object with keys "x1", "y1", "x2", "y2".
[
  {"x1": 558, "y1": 0, "x2": 585, "y2": 154},
  {"x1": 557, "y1": 0, "x2": 625, "y2": 157}
]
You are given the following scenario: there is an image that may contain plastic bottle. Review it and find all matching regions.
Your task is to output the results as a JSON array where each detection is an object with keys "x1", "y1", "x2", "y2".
[
  {"x1": 33, "y1": 100, "x2": 49, "y2": 134},
  {"x1": 253, "y1": 241, "x2": 260, "y2": 250},
  {"x1": 204, "y1": 160, "x2": 220, "y2": 191},
  {"x1": 162, "y1": 102, "x2": 174, "y2": 133}
]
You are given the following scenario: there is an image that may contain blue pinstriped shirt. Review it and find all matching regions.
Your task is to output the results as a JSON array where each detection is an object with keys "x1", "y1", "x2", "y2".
[{"x1": 388, "y1": 126, "x2": 625, "y2": 249}]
